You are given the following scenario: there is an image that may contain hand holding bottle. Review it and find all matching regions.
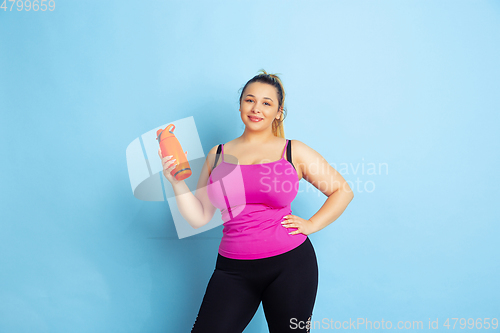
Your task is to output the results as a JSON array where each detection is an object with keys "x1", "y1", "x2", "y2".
[
  {"x1": 158, "y1": 148, "x2": 188, "y2": 185},
  {"x1": 156, "y1": 124, "x2": 192, "y2": 181}
]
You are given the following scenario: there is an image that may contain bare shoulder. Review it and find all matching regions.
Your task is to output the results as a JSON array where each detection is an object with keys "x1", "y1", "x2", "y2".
[
  {"x1": 290, "y1": 139, "x2": 342, "y2": 196},
  {"x1": 291, "y1": 139, "x2": 354, "y2": 197},
  {"x1": 207, "y1": 144, "x2": 220, "y2": 155},
  {"x1": 289, "y1": 139, "x2": 315, "y2": 180},
  {"x1": 290, "y1": 139, "x2": 319, "y2": 164}
]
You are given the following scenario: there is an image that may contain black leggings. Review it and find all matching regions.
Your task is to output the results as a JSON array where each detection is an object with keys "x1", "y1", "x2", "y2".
[{"x1": 191, "y1": 237, "x2": 318, "y2": 333}]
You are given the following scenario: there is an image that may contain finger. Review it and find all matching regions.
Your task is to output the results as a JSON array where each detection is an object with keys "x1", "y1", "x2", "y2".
[
  {"x1": 162, "y1": 155, "x2": 173, "y2": 163},
  {"x1": 163, "y1": 158, "x2": 174, "y2": 167}
]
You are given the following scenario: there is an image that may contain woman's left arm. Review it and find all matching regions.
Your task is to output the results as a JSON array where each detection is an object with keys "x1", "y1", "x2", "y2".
[{"x1": 283, "y1": 140, "x2": 354, "y2": 235}]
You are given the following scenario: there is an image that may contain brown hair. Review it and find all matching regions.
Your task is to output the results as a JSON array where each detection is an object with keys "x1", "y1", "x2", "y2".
[{"x1": 238, "y1": 69, "x2": 287, "y2": 138}]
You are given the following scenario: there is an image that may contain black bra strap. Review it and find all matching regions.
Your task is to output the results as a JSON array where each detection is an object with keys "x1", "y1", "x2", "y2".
[
  {"x1": 213, "y1": 144, "x2": 222, "y2": 170},
  {"x1": 286, "y1": 139, "x2": 296, "y2": 171},
  {"x1": 213, "y1": 141, "x2": 296, "y2": 171}
]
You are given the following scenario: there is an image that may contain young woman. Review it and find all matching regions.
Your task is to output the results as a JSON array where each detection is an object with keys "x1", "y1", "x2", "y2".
[{"x1": 158, "y1": 70, "x2": 354, "y2": 332}]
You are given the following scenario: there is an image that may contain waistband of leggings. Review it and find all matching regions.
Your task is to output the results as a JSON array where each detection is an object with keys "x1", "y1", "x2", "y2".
[{"x1": 216, "y1": 237, "x2": 313, "y2": 268}]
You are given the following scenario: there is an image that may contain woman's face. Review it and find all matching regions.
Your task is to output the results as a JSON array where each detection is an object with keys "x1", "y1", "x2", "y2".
[{"x1": 239, "y1": 82, "x2": 282, "y2": 129}]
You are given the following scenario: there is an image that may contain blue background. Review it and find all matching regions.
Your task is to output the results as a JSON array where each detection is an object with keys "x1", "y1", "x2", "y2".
[{"x1": 1, "y1": 0, "x2": 499, "y2": 332}]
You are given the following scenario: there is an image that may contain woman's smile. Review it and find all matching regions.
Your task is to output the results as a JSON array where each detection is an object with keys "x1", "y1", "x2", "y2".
[{"x1": 248, "y1": 116, "x2": 263, "y2": 122}]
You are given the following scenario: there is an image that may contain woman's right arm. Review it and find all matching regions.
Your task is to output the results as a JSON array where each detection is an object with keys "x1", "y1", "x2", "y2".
[{"x1": 159, "y1": 145, "x2": 219, "y2": 229}]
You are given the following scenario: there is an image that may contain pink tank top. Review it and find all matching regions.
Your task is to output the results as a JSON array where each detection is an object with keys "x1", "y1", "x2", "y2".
[{"x1": 206, "y1": 139, "x2": 307, "y2": 259}]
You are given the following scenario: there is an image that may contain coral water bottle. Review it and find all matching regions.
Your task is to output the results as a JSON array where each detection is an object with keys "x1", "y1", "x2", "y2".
[{"x1": 156, "y1": 124, "x2": 192, "y2": 181}]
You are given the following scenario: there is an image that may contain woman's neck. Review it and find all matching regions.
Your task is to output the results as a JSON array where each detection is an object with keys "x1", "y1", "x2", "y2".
[{"x1": 238, "y1": 130, "x2": 276, "y2": 144}]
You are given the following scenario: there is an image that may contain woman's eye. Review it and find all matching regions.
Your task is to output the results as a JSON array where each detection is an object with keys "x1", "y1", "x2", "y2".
[{"x1": 245, "y1": 99, "x2": 270, "y2": 106}]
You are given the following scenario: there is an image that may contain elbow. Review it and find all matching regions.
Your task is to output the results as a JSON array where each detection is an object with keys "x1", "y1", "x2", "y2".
[
  {"x1": 344, "y1": 184, "x2": 354, "y2": 202},
  {"x1": 190, "y1": 221, "x2": 207, "y2": 230},
  {"x1": 348, "y1": 190, "x2": 355, "y2": 202},
  {"x1": 190, "y1": 218, "x2": 211, "y2": 229}
]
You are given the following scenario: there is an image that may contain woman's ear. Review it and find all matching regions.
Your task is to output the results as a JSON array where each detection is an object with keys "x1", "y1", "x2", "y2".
[{"x1": 276, "y1": 107, "x2": 283, "y2": 119}]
